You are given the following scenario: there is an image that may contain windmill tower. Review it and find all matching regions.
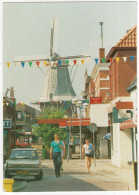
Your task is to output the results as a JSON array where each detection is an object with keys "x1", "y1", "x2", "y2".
[{"x1": 14, "y1": 18, "x2": 90, "y2": 115}]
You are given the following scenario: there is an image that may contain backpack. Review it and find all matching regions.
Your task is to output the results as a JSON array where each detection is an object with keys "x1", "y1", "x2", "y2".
[{"x1": 89, "y1": 143, "x2": 94, "y2": 158}]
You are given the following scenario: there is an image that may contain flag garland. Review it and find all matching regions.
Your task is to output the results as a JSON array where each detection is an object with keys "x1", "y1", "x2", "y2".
[
  {"x1": 3, "y1": 99, "x2": 90, "y2": 106},
  {"x1": 5, "y1": 55, "x2": 136, "y2": 68}
]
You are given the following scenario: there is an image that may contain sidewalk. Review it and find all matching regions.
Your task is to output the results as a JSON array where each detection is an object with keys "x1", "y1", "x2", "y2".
[
  {"x1": 71, "y1": 159, "x2": 135, "y2": 190},
  {"x1": 42, "y1": 158, "x2": 135, "y2": 190}
]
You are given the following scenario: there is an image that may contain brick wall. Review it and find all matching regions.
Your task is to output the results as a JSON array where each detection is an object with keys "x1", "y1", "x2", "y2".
[{"x1": 109, "y1": 49, "x2": 137, "y2": 100}]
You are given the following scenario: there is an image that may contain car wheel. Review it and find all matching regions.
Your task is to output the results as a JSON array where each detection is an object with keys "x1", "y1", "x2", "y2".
[{"x1": 35, "y1": 169, "x2": 43, "y2": 180}]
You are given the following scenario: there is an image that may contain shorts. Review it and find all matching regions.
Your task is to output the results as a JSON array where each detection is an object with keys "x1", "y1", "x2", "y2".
[{"x1": 85, "y1": 153, "x2": 92, "y2": 158}]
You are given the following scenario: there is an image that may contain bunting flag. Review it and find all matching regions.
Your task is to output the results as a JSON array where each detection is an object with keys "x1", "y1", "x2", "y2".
[
  {"x1": 130, "y1": 56, "x2": 134, "y2": 62},
  {"x1": 44, "y1": 61, "x2": 47, "y2": 66},
  {"x1": 116, "y1": 57, "x2": 119, "y2": 64},
  {"x1": 29, "y1": 61, "x2": 32, "y2": 67},
  {"x1": 15, "y1": 102, "x2": 17, "y2": 106},
  {"x1": 21, "y1": 61, "x2": 25, "y2": 68},
  {"x1": 3, "y1": 103, "x2": 5, "y2": 106},
  {"x1": 109, "y1": 58, "x2": 113, "y2": 62},
  {"x1": 58, "y1": 60, "x2": 62, "y2": 66},
  {"x1": 22, "y1": 102, "x2": 25, "y2": 106},
  {"x1": 94, "y1": 58, "x2": 98, "y2": 64},
  {"x1": 73, "y1": 60, "x2": 77, "y2": 65},
  {"x1": 65, "y1": 59, "x2": 69, "y2": 65},
  {"x1": 36, "y1": 61, "x2": 40, "y2": 67},
  {"x1": 7, "y1": 62, "x2": 10, "y2": 68},
  {"x1": 101, "y1": 58, "x2": 106, "y2": 63},
  {"x1": 123, "y1": 57, "x2": 127, "y2": 62},
  {"x1": 81, "y1": 59, "x2": 84, "y2": 64},
  {"x1": 6, "y1": 55, "x2": 136, "y2": 68},
  {"x1": 18, "y1": 102, "x2": 21, "y2": 106},
  {"x1": 6, "y1": 103, "x2": 9, "y2": 106}
]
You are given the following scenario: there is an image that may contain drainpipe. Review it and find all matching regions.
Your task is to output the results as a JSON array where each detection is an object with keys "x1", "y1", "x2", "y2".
[{"x1": 131, "y1": 128, "x2": 134, "y2": 162}]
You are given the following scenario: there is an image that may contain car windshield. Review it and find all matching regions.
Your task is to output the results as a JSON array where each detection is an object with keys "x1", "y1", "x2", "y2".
[{"x1": 10, "y1": 150, "x2": 38, "y2": 159}]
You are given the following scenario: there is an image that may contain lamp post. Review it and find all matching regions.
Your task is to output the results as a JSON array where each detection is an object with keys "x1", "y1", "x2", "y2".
[
  {"x1": 72, "y1": 99, "x2": 89, "y2": 160},
  {"x1": 76, "y1": 101, "x2": 82, "y2": 160}
]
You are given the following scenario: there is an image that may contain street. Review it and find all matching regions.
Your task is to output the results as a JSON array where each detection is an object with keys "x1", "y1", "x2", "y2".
[{"x1": 16, "y1": 159, "x2": 129, "y2": 192}]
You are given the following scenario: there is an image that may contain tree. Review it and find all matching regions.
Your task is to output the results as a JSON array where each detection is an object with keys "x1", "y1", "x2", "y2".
[{"x1": 33, "y1": 107, "x2": 66, "y2": 148}]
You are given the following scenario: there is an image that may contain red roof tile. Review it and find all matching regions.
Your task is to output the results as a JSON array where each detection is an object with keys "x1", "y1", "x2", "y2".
[{"x1": 115, "y1": 26, "x2": 137, "y2": 47}]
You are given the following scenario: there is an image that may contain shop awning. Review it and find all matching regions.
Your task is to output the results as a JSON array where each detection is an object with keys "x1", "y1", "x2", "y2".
[{"x1": 120, "y1": 119, "x2": 137, "y2": 130}]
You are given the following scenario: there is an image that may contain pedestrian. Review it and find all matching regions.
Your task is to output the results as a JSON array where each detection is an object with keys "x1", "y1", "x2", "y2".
[
  {"x1": 50, "y1": 133, "x2": 63, "y2": 178},
  {"x1": 58, "y1": 137, "x2": 66, "y2": 171},
  {"x1": 82, "y1": 138, "x2": 94, "y2": 173},
  {"x1": 29, "y1": 137, "x2": 32, "y2": 144}
]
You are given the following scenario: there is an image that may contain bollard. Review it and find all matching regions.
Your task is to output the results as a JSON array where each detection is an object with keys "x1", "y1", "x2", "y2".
[{"x1": 3, "y1": 178, "x2": 14, "y2": 192}]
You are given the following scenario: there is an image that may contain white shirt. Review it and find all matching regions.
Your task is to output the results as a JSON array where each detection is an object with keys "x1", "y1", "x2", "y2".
[{"x1": 83, "y1": 144, "x2": 91, "y2": 154}]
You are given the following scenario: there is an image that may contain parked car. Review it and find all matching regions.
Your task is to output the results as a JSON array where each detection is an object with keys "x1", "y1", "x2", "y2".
[{"x1": 5, "y1": 148, "x2": 43, "y2": 180}]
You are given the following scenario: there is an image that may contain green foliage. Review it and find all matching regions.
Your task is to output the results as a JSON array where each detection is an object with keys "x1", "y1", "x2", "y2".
[{"x1": 33, "y1": 107, "x2": 66, "y2": 148}]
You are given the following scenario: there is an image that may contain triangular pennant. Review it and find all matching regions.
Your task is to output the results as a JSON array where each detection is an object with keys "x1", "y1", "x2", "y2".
[
  {"x1": 15, "y1": 102, "x2": 17, "y2": 106},
  {"x1": 18, "y1": 102, "x2": 21, "y2": 106},
  {"x1": 81, "y1": 59, "x2": 84, "y2": 64},
  {"x1": 3, "y1": 103, "x2": 5, "y2": 106},
  {"x1": 65, "y1": 60, "x2": 69, "y2": 65},
  {"x1": 101, "y1": 58, "x2": 106, "y2": 63},
  {"x1": 116, "y1": 57, "x2": 119, "y2": 63},
  {"x1": 22, "y1": 102, "x2": 25, "y2": 106},
  {"x1": 94, "y1": 58, "x2": 98, "y2": 64},
  {"x1": 44, "y1": 61, "x2": 47, "y2": 66},
  {"x1": 6, "y1": 103, "x2": 9, "y2": 106},
  {"x1": 7, "y1": 62, "x2": 10, "y2": 68},
  {"x1": 29, "y1": 62, "x2": 32, "y2": 67},
  {"x1": 21, "y1": 61, "x2": 25, "y2": 68},
  {"x1": 109, "y1": 58, "x2": 113, "y2": 63},
  {"x1": 73, "y1": 60, "x2": 77, "y2": 65},
  {"x1": 58, "y1": 61, "x2": 62, "y2": 66},
  {"x1": 36, "y1": 61, "x2": 40, "y2": 67},
  {"x1": 130, "y1": 56, "x2": 134, "y2": 62},
  {"x1": 123, "y1": 57, "x2": 127, "y2": 62}
]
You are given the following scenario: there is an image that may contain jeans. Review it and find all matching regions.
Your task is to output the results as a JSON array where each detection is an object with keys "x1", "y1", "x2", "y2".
[{"x1": 52, "y1": 152, "x2": 61, "y2": 176}]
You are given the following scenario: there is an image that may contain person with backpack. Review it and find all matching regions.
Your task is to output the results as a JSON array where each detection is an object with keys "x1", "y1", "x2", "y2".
[
  {"x1": 82, "y1": 138, "x2": 94, "y2": 173},
  {"x1": 50, "y1": 134, "x2": 63, "y2": 178}
]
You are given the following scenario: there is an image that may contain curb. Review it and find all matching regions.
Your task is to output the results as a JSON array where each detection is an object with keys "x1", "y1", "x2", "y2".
[{"x1": 13, "y1": 181, "x2": 27, "y2": 192}]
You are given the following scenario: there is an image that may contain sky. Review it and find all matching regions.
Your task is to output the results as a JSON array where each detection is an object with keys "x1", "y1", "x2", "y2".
[{"x1": 2, "y1": 1, "x2": 137, "y2": 106}]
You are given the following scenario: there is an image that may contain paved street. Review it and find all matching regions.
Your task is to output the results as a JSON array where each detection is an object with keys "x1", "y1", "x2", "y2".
[{"x1": 17, "y1": 159, "x2": 129, "y2": 192}]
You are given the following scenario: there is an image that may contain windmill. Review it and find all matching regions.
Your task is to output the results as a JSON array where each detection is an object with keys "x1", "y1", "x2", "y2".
[{"x1": 14, "y1": 18, "x2": 90, "y2": 114}]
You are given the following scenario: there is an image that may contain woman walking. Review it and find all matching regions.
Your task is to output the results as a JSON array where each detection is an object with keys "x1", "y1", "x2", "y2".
[
  {"x1": 50, "y1": 134, "x2": 63, "y2": 177},
  {"x1": 82, "y1": 138, "x2": 93, "y2": 173}
]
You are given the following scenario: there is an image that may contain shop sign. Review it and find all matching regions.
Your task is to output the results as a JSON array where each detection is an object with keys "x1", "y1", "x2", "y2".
[
  {"x1": 3, "y1": 119, "x2": 11, "y2": 129},
  {"x1": 90, "y1": 97, "x2": 102, "y2": 104}
]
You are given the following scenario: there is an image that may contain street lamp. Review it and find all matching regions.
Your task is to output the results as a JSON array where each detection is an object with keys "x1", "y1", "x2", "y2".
[
  {"x1": 83, "y1": 103, "x2": 89, "y2": 118},
  {"x1": 72, "y1": 99, "x2": 89, "y2": 160},
  {"x1": 76, "y1": 101, "x2": 83, "y2": 160}
]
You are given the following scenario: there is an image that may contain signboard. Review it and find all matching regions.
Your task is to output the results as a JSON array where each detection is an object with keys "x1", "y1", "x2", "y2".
[
  {"x1": 89, "y1": 123, "x2": 97, "y2": 133},
  {"x1": 90, "y1": 97, "x2": 102, "y2": 104},
  {"x1": 3, "y1": 119, "x2": 12, "y2": 129},
  {"x1": 59, "y1": 121, "x2": 67, "y2": 128}
]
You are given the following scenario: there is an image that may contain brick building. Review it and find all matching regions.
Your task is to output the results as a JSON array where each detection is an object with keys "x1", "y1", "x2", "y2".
[
  {"x1": 106, "y1": 26, "x2": 137, "y2": 168},
  {"x1": 106, "y1": 26, "x2": 136, "y2": 100}
]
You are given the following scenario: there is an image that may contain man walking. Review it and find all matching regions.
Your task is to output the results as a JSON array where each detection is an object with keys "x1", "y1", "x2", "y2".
[{"x1": 50, "y1": 134, "x2": 63, "y2": 177}]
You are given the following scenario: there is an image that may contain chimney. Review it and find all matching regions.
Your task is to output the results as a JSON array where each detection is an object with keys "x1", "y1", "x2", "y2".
[
  {"x1": 99, "y1": 48, "x2": 105, "y2": 63},
  {"x1": 10, "y1": 87, "x2": 14, "y2": 98}
]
